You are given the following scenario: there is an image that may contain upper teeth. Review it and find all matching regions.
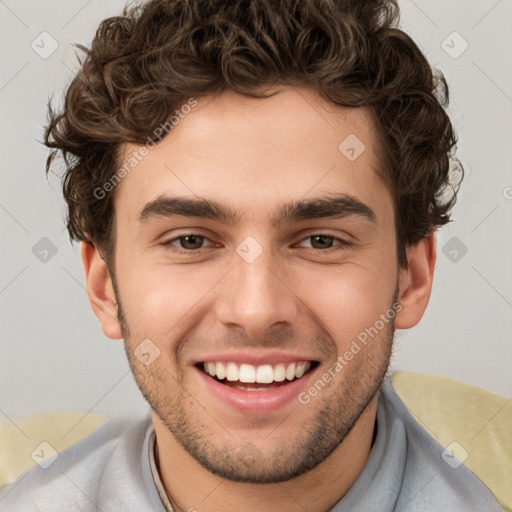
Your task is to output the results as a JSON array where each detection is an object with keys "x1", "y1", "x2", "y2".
[{"x1": 203, "y1": 361, "x2": 311, "y2": 383}]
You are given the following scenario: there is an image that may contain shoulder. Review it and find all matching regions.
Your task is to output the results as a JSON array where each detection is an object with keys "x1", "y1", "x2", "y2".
[
  {"x1": 381, "y1": 377, "x2": 506, "y2": 511},
  {"x1": 0, "y1": 414, "x2": 155, "y2": 512}
]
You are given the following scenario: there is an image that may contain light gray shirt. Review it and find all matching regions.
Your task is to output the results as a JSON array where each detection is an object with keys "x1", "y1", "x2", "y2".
[{"x1": 0, "y1": 378, "x2": 504, "y2": 511}]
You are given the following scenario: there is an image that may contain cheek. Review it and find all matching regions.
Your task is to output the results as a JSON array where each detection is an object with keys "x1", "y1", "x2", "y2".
[
  {"x1": 117, "y1": 261, "x2": 224, "y2": 335},
  {"x1": 292, "y1": 261, "x2": 397, "y2": 345}
]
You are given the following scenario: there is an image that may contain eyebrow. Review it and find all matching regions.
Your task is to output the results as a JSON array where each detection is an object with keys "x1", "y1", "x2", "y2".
[{"x1": 138, "y1": 193, "x2": 377, "y2": 227}]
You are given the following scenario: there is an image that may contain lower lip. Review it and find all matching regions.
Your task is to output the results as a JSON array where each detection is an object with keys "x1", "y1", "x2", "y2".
[{"x1": 195, "y1": 366, "x2": 317, "y2": 414}]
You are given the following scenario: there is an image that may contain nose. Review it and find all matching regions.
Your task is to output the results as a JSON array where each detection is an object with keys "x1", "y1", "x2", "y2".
[{"x1": 214, "y1": 246, "x2": 300, "y2": 340}]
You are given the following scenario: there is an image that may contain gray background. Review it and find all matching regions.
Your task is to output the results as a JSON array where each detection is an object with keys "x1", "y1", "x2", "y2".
[{"x1": 0, "y1": 0, "x2": 511, "y2": 422}]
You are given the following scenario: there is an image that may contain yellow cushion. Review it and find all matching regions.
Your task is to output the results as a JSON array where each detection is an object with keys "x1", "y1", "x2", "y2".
[
  {"x1": 392, "y1": 371, "x2": 512, "y2": 511},
  {"x1": 0, "y1": 412, "x2": 105, "y2": 488}
]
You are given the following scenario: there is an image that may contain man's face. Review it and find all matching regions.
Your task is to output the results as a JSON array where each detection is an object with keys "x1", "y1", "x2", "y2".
[{"x1": 109, "y1": 87, "x2": 400, "y2": 483}]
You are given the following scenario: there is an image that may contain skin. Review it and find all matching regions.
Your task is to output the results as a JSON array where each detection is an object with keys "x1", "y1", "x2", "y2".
[{"x1": 82, "y1": 87, "x2": 436, "y2": 512}]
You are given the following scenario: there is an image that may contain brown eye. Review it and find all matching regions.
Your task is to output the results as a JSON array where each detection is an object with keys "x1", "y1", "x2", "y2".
[
  {"x1": 309, "y1": 235, "x2": 335, "y2": 249},
  {"x1": 295, "y1": 233, "x2": 351, "y2": 251},
  {"x1": 177, "y1": 235, "x2": 205, "y2": 250},
  {"x1": 161, "y1": 232, "x2": 220, "y2": 253}
]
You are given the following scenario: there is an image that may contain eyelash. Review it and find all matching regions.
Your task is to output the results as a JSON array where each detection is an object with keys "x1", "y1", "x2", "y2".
[{"x1": 161, "y1": 232, "x2": 351, "y2": 253}]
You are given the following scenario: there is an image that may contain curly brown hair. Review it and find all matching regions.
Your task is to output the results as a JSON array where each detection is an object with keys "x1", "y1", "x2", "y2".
[{"x1": 44, "y1": 0, "x2": 463, "y2": 269}]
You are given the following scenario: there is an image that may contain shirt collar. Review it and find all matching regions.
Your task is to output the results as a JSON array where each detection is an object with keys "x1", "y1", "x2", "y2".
[{"x1": 148, "y1": 429, "x2": 175, "y2": 512}]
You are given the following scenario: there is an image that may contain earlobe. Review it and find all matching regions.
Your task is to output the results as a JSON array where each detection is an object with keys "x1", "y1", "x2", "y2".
[
  {"x1": 394, "y1": 232, "x2": 437, "y2": 330},
  {"x1": 80, "y1": 241, "x2": 123, "y2": 340}
]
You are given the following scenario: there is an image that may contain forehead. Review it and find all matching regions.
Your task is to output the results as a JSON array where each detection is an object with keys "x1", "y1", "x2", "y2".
[{"x1": 114, "y1": 87, "x2": 391, "y2": 226}]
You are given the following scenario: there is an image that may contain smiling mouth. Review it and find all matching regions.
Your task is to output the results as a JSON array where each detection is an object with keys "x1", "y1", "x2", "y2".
[{"x1": 199, "y1": 360, "x2": 319, "y2": 391}]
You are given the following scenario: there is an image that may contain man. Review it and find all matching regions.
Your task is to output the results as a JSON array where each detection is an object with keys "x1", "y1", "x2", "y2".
[{"x1": 0, "y1": 0, "x2": 504, "y2": 510}]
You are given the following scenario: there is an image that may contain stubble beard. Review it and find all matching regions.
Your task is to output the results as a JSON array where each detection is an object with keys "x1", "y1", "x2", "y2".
[{"x1": 111, "y1": 272, "x2": 395, "y2": 483}]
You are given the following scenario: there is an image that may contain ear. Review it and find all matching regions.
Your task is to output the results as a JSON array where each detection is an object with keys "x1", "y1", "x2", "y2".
[
  {"x1": 80, "y1": 241, "x2": 123, "y2": 339},
  {"x1": 394, "y1": 232, "x2": 436, "y2": 329}
]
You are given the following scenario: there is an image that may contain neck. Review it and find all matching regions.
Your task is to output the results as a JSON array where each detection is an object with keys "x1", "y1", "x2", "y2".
[{"x1": 151, "y1": 395, "x2": 378, "y2": 512}]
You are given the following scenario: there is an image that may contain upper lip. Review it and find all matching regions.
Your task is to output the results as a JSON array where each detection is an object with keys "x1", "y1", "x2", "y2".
[{"x1": 194, "y1": 350, "x2": 319, "y2": 366}]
